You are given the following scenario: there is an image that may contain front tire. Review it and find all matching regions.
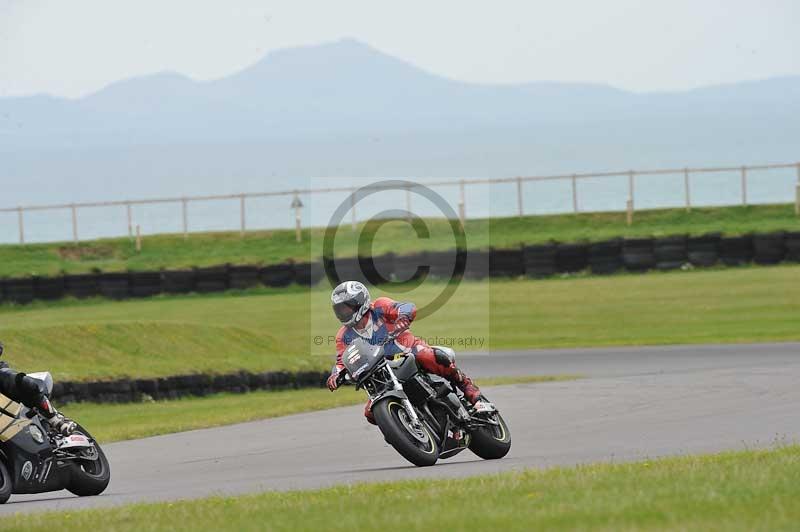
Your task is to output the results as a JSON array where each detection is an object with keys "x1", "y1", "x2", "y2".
[
  {"x1": 0, "y1": 460, "x2": 12, "y2": 504},
  {"x1": 469, "y1": 411, "x2": 511, "y2": 460},
  {"x1": 372, "y1": 399, "x2": 439, "y2": 467},
  {"x1": 66, "y1": 426, "x2": 110, "y2": 497}
]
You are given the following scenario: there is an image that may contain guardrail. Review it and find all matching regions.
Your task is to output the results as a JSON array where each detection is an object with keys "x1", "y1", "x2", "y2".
[{"x1": 3, "y1": 161, "x2": 799, "y2": 244}]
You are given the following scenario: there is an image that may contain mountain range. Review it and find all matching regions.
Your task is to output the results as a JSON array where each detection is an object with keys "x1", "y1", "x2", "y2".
[{"x1": 1, "y1": 39, "x2": 798, "y2": 205}]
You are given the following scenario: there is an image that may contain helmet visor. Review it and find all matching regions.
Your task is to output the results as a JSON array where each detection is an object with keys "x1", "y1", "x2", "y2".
[{"x1": 333, "y1": 301, "x2": 360, "y2": 324}]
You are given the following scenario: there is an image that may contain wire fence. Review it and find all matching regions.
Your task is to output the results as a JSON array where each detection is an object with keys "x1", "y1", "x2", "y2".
[{"x1": 2, "y1": 161, "x2": 799, "y2": 245}]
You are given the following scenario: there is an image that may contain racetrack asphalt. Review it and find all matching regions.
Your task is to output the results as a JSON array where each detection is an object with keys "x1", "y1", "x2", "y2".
[{"x1": 2, "y1": 342, "x2": 799, "y2": 515}]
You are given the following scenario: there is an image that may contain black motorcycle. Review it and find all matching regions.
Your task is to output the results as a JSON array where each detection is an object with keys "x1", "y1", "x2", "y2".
[
  {"x1": 337, "y1": 333, "x2": 511, "y2": 467},
  {"x1": 0, "y1": 371, "x2": 110, "y2": 503}
]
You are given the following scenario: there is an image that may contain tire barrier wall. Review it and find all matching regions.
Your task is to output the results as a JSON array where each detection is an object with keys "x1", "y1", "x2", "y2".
[
  {"x1": 51, "y1": 370, "x2": 330, "y2": 405},
  {"x1": 654, "y1": 235, "x2": 687, "y2": 271},
  {"x1": 1, "y1": 232, "x2": 799, "y2": 304},
  {"x1": 589, "y1": 239, "x2": 623, "y2": 275},
  {"x1": 0, "y1": 262, "x2": 324, "y2": 304}
]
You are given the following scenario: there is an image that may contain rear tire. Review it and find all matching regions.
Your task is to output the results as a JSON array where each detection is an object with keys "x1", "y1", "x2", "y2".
[
  {"x1": 66, "y1": 425, "x2": 110, "y2": 497},
  {"x1": 469, "y1": 411, "x2": 511, "y2": 460},
  {"x1": 0, "y1": 460, "x2": 12, "y2": 504},
  {"x1": 372, "y1": 399, "x2": 439, "y2": 467}
]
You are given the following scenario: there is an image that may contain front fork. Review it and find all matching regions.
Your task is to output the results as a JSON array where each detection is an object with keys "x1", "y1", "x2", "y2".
[{"x1": 385, "y1": 365, "x2": 423, "y2": 428}]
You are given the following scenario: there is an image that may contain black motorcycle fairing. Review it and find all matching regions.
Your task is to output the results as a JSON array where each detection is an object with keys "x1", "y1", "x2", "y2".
[
  {"x1": 388, "y1": 355, "x2": 418, "y2": 381},
  {"x1": 393, "y1": 374, "x2": 470, "y2": 459},
  {"x1": 415, "y1": 396, "x2": 470, "y2": 459},
  {"x1": 3, "y1": 414, "x2": 68, "y2": 494}
]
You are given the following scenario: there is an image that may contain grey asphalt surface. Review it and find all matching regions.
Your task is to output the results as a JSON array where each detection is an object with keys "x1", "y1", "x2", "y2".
[{"x1": 2, "y1": 342, "x2": 799, "y2": 515}]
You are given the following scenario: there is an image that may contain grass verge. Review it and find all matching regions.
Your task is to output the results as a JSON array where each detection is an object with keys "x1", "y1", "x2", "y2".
[
  {"x1": 3, "y1": 445, "x2": 799, "y2": 531},
  {"x1": 0, "y1": 266, "x2": 797, "y2": 381},
  {"x1": 1, "y1": 204, "x2": 797, "y2": 277},
  {"x1": 63, "y1": 375, "x2": 575, "y2": 443}
]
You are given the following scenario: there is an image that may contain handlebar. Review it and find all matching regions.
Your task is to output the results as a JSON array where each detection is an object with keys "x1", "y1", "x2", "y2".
[
  {"x1": 335, "y1": 370, "x2": 353, "y2": 386},
  {"x1": 381, "y1": 326, "x2": 408, "y2": 346}
]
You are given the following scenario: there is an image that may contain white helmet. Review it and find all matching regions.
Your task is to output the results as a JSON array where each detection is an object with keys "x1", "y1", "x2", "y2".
[{"x1": 331, "y1": 281, "x2": 371, "y2": 327}]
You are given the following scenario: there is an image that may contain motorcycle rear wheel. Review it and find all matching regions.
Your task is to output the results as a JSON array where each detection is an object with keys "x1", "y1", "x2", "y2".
[
  {"x1": 372, "y1": 399, "x2": 439, "y2": 467},
  {"x1": 66, "y1": 425, "x2": 111, "y2": 497}
]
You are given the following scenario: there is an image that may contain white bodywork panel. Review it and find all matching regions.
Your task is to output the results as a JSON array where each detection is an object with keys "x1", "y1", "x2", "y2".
[{"x1": 57, "y1": 433, "x2": 92, "y2": 449}]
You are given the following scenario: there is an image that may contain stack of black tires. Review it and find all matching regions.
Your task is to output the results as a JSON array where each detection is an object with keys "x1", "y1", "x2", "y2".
[{"x1": 1, "y1": 231, "x2": 799, "y2": 305}]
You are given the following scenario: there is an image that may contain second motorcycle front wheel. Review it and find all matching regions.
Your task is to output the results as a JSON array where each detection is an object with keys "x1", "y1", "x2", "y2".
[
  {"x1": 372, "y1": 399, "x2": 439, "y2": 467},
  {"x1": 66, "y1": 426, "x2": 111, "y2": 497}
]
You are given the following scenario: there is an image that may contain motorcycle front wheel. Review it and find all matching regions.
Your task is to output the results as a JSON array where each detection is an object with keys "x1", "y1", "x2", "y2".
[
  {"x1": 66, "y1": 425, "x2": 111, "y2": 497},
  {"x1": 372, "y1": 399, "x2": 439, "y2": 467},
  {"x1": 0, "y1": 460, "x2": 11, "y2": 504}
]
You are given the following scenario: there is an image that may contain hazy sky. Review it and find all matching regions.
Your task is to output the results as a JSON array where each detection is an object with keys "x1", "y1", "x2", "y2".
[{"x1": 1, "y1": 0, "x2": 798, "y2": 98}]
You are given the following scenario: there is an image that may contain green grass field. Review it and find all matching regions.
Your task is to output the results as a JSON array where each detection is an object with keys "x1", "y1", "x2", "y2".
[
  {"x1": 1, "y1": 204, "x2": 797, "y2": 277},
  {"x1": 0, "y1": 265, "x2": 797, "y2": 381},
  {"x1": 63, "y1": 375, "x2": 575, "y2": 443},
  {"x1": 3, "y1": 445, "x2": 797, "y2": 531}
]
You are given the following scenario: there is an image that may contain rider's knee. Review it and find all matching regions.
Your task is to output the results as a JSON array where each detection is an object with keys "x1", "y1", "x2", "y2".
[{"x1": 432, "y1": 346, "x2": 456, "y2": 367}]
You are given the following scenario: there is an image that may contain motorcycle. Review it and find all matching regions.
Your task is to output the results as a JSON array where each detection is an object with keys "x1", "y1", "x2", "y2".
[
  {"x1": 0, "y1": 371, "x2": 111, "y2": 503},
  {"x1": 336, "y1": 332, "x2": 511, "y2": 467}
]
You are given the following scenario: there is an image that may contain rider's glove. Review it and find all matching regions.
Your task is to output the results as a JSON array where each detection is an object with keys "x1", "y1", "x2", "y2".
[
  {"x1": 50, "y1": 413, "x2": 77, "y2": 436},
  {"x1": 393, "y1": 317, "x2": 411, "y2": 334},
  {"x1": 327, "y1": 367, "x2": 341, "y2": 392}
]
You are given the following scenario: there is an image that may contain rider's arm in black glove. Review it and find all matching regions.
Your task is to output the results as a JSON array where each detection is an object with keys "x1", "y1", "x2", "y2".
[{"x1": 0, "y1": 367, "x2": 47, "y2": 409}]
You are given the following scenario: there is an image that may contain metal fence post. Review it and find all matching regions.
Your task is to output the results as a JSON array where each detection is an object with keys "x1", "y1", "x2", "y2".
[
  {"x1": 291, "y1": 192, "x2": 303, "y2": 243},
  {"x1": 516, "y1": 177, "x2": 524, "y2": 217},
  {"x1": 571, "y1": 174, "x2": 578, "y2": 213},
  {"x1": 71, "y1": 204, "x2": 78, "y2": 243},
  {"x1": 628, "y1": 170, "x2": 635, "y2": 206},
  {"x1": 239, "y1": 194, "x2": 246, "y2": 236},
  {"x1": 126, "y1": 202, "x2": 133, "y2": 238},
  {"x1": 458, "y1": 180, "x2": 466, "y2": 224},
  {"x1": 181, "y1": 198, "x2": 188, "y2": 239},
  {"x1": 17, "y1": 207, "x2": 24, "y2": 245},
  {"x1": 741, "y1": 166, "x2": 748, "y2": 206},
  {"x1": 796, "y1": 183, "x2": 800, "y2": 217},
  {"x1": 684, "y1": 168, "x2": 691, "y2": 212}
]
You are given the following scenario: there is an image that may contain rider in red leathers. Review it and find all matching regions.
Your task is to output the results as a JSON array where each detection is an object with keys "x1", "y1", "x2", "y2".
[{"x1": 326, "y1": 281, "x2": 481, "y2": 424}]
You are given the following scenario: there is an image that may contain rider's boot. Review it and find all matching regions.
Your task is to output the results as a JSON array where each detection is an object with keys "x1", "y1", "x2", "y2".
[
  {"x1": 363, "y1": 399, "x2": 377, "y2": 425},
  {"x1": 416, "y1": 347, "x2": 482, "y2": 405},
  {"x1": 49, "y1": 412, "x2": 78, "y2": 435},
  {"x1": 451, "y1": 369, "x2": 481, "y2": 405}
]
